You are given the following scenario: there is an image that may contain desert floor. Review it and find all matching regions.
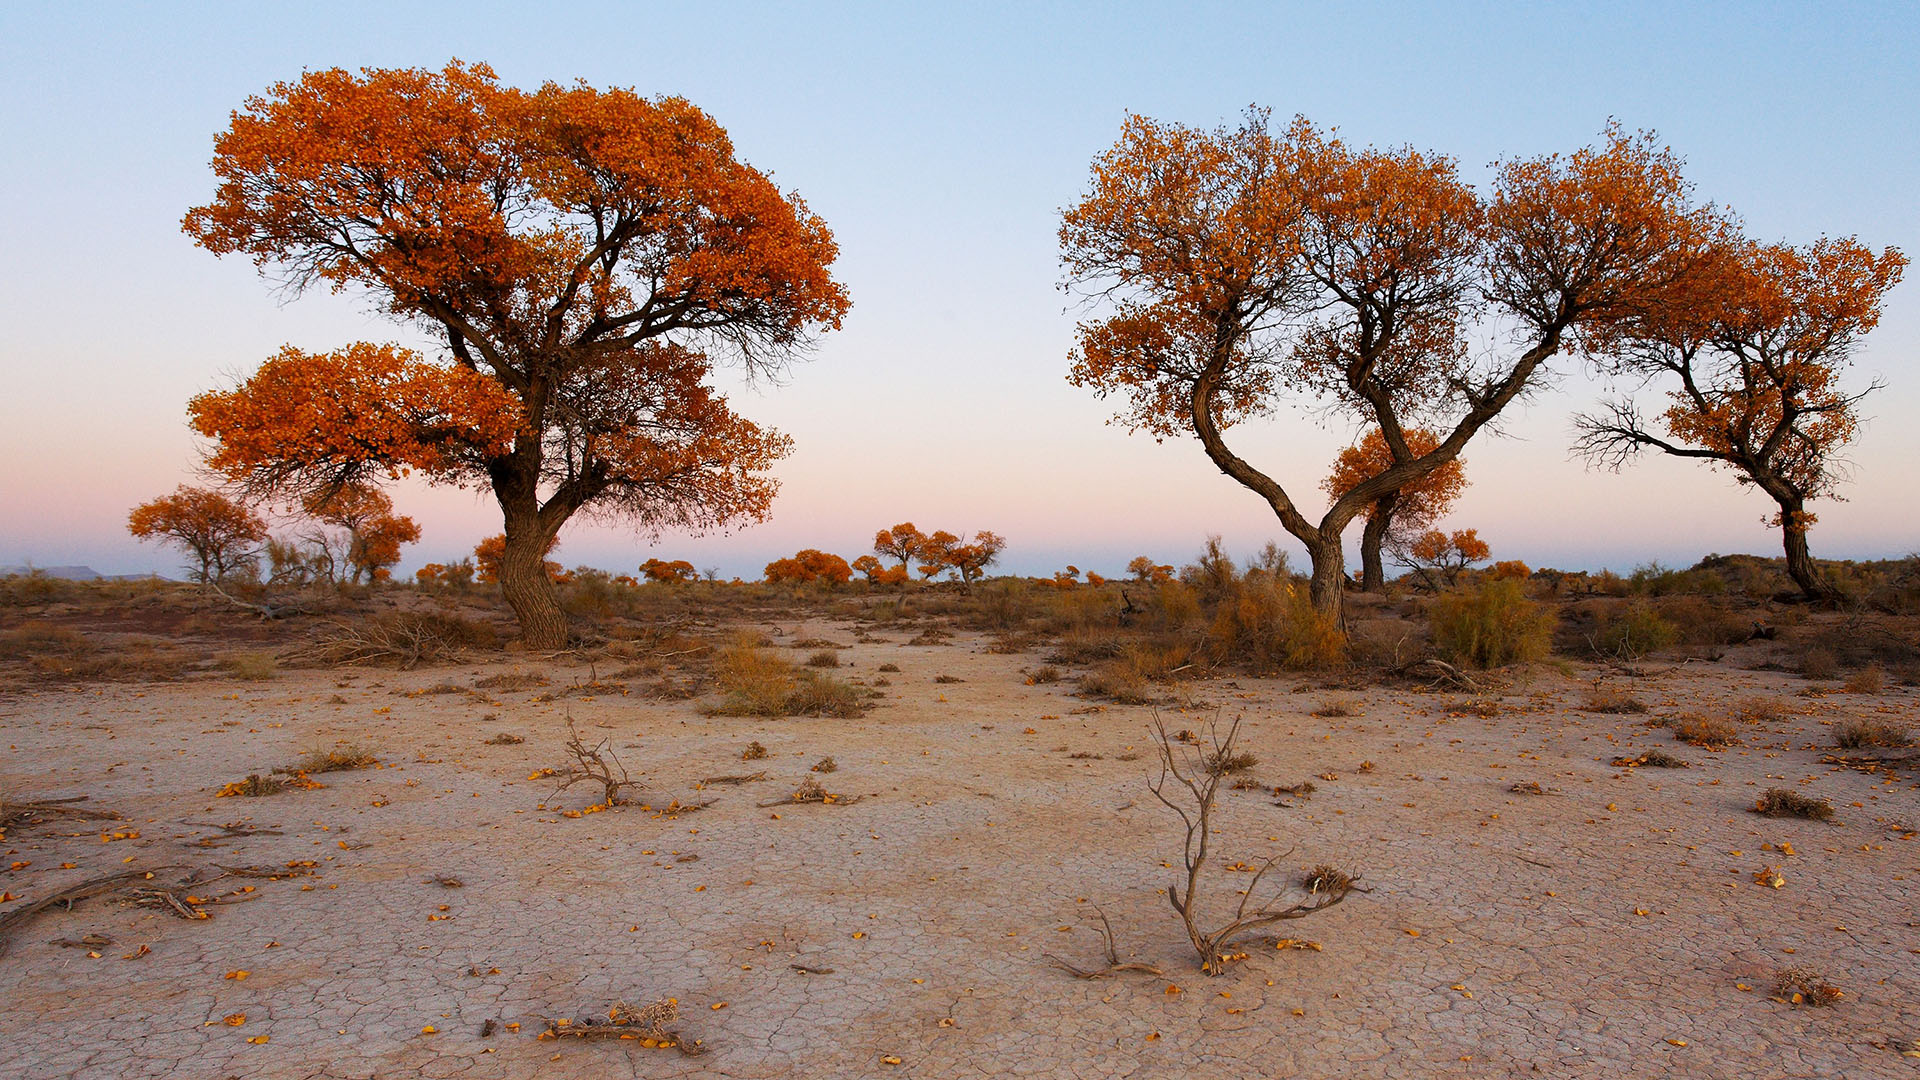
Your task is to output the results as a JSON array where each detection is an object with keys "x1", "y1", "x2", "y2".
[{"x1": 1, "y1": 620, "x2": 1916, "y2": 1079}]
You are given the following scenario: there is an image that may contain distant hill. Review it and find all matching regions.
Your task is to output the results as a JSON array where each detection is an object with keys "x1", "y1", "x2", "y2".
[{"x1": 0, "y1": 565, "x2": 164, "y2": 581}]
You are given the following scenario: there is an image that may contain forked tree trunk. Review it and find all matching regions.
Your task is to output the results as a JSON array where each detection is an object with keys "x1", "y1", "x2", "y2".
[
  {"x1": 499, "y1": 513, "x2": 567, "y2": 650},
  {"x1": 1777, "y1": 497, "x2": 1842, "y2": 606},
  {"x1": 1359, "y1": 494, "x2": 1395, "y2": 593}
]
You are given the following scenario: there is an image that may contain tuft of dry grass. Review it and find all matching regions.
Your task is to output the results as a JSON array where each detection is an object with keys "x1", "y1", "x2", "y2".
[
  {"x1": 1773, "y1": 966, "x2": 1844, "y2": 1007},
  {"x1": 1798, "y1": 647, "x2": 1839, "y2": 680},
  {"x1": 225, "y1": 652, "x2": 279, "y2": 681},
  {"x1": 742, "y1": 740, "x2": 769, "y2": 761},
  {"x1": 876, "y1": 662, "x2": 901, "y2": 673},
  {"x1": 805, "y1": 650, "x2": 840, "y2": 668},
  {"x1": 1734, "y1": 697, "x2": 1790, "y2": 724},
  {"x1": 215, "y1": 774, "x2": 284, "y2": 798},
  {"x1": 1833, "y1": 719, "x2": 1911, "y2": 749},
  {"x1": 705, "y1": 636, "x2": 869, "y2": 719},
  {"x1": 285, "y1": 744, "x2": 377, "y2": 774},
  {"x1": 1024, "y1": 664, "x2": 1061, "y2": 685},
  {"x1": 1660, "y1": 714, "x2": 1741, "y2": 748},
  {"x1": 1579, "y1": 687, "x2": 1647, "y2": 714},
  {"x1": 1843, "y1": 666, "x2": 1886, "y2": 694},
  {"x1": 482, "y1": 732, "x2": 525, "y2": 745},
  {"x1": 1301, "y1": 865, "x2": 1353, "y2": 895},
  {"x1": 1202, "y1": 749, "x2": 1259, "y2": 776},
  {"x1": 810, "y1": 756, "x2": 837, "y2": 773},
  {"x1": 1311, "y1": 700, "x2": 1357, "y2": 718},
  {"x1": 1612, "y1": 749, "x2": 1690, "y2": 769},
  {"x1": 1753, "y1": 788, "x2": 1834, "y2": 820}
]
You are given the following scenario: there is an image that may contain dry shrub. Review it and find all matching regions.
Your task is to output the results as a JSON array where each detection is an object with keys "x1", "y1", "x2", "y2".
[
  {"x1": 933, "y1": 673, "x2": 964, "y2": 683},
  {"x1": 1773, "y1": 967, "x2": 1844, "y2": 1007},
  {"x1": 1311, "y1": 700, "x2": 1356, "y2": 718},
  {"x1": 483, "y1": 732, "x2": 525, "y2": 745},
  {"x1": 1203, "y1": 749, "x2": 1259, "y2": 776},
  {"x1": 707, "y1": 636, "x2": 868, "y2": 718},
  {"x1": 810, "y1": 756, "x2": 837, "y2": 773},
  {"x1": 476, "y1": 670, "x2": 548, "y2": 691},
  {"x1": 1205, "y1": 576, "x2": 1345, "y2": 671},
  {"x1": 1843, "y1": 666, "x2": 1886, "y2": 694},
  {"x1": 1833, "y1": 719, "x2": 1911, "y2": 749},
  {"x1": 1615, "y1": 748, "x2": 1690, "y2": 768},
  {"x1": 1428, "y1": 579, "x2": 1555, "y2": 668},
  {"x1": 1580, "y1": 687, "x2": 1647, "y2": 714},
  {"x1": 876, "y1": 662, "x2": 901, "y2": 673},
  {"x1": 742, "y1": 740, "x2": 769, "y2": 761},
  {"x1": 1025, "y1": 665, "x2": 1062, "y2": 685},
  {"x1": 805, "y1": 650, "x2": 840, "y2": 668},
  {"x1": 215, "y1": 773, "x2": 284, "y2": 797},
  {"x1": 0, "y1": 624, "x2": 93, "y2": 659},
  {"x1": 299, "y1": 612, "x2": 499, "y2": 669},
  {"x1": 1753, "y1": 788, "x2": 1833, "y2": 820},
  {"x1": 287, "y1": 744, "x2": 377, "y2": 774},
  {"x1": 225, "y1": 652, "x2": 279, "y2": 681},
  {"x1": 1799, "y1": 647, "x2": 1839, "y2": 680},
  {"x1": 1666, "y1": 714, "x2": 1741, "y2": 748},
  {"x1": 1734, "y1": 697, "x2": 1790, "y2": 724},
  {"x1": 1658, "y1": 596, "x2": 1753, "y2": 646}
]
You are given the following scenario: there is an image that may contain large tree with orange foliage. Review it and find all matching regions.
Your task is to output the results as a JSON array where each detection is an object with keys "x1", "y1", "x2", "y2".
[
  {"x1": 1321, "y1": 427, "x2": 1467, "y2": 591},
  {"x1": 182, "y1": 61, "x2": 849, "y2": 647},
  {"x1": 1063, "y1": 112, "x2": 1721, "y2": 626},
  {"x1": 128, "y1": 486, "x2": 267, "y2": 584},
  {"x1": 1574, "y1": 237, "x2": 1905, "y2": 603}
]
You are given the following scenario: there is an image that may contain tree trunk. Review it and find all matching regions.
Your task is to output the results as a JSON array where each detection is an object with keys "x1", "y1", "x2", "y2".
[
  {"x1": 1778, "y1": 500, "x2": 1841, "y2": 606},
  {"x1": 1304, "y1": 539, "x2": 1347, "y2": 629},
  {"x1": 1359, "y1": 494, "x2": 1395, "y2": 593},
  {"x1": 499, "y1": 515, "x2": 567, "y2": 649}
]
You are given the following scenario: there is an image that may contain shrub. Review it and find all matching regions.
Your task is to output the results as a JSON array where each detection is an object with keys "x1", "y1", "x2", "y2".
[
  {"x1": 1773, "y1": 967, "x2": 1844, "y2": 1007},
  {"x1": 287, "y1": 744, "x2": 378, "y2": 773},
  {"x1": 1799, "y1": 648, "x2": 1840, "y2": 680},
  {"x1": 1593, "y1": 603, "x2": 1678, "y2": 659},
  {"x1": 1025, "y1": 665, "x2": 1061, "y2": 685},
  {"x1": 1667, "y1": 714, "x2": 1741, "y2": 748},
  {"x1": 805, "y1": 650, "x2": 840, "y2": 668},
  {"x1": 1427, "y1": 579, "x2": 1556, "y2": 668},
  {"x1": 1843, "y1": 666, "x2": 1886, "y2": 694},
  {"x1": 1753, "y1": 788, "x2": 1833, "y2": 820},
  {"x1": 764, "y1": 549, "x2": 853, "y2": 586},
  {"x1": 707, "y1": 636, "x2": 868, "y2": 718},
  {"x1": 1580, "y1": 687, "x2": 1647, "y2": 714},
  {"x1": 1734, "y1": 697, "x2": 1790, "y2": 724},
  {"x1": 225, "y1": 651, "x2": 279, "y2": 681},
  {"x1": 1205, "y1": 575, "x2": 1344, "y2": 671},
  {"x1": 1833, "y1": 719, "x2": 1911, "y2": 749}
]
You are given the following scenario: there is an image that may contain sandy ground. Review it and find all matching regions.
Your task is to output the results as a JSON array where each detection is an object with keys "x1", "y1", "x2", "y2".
[{"x1": 1, "y1": 621, "x2": 1916, "y2": 1079}]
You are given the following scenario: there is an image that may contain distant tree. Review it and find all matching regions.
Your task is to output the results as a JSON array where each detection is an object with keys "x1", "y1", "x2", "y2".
[
  {"x1": 917, "y1": 530, "x2": 960, "y2": 581},
  {"x1": 1127, "y1": 556, "x2": 1175, "y2": 584},
  {"x1": 1063, "y1": 113, "x2": 1722, "y2": 627},
  {"x1": 300, "y1": 484, "x2": 421, "y2": 584},
  {"x1": 873, "y1": 523, "x2": 931, "y2": 575},
  {"x1": 1574, "y1": 237, "x2": 1906, "y2": 604},
  {"x1": 181, "y1": 61, "x2": 848, "y2": 647},
  {"x1": 1397, "y1": 528, "x2": 1490, "y2": 590},
  {"x1": 127, "y1": 486, "x2": 266, "y2": 584},
  {"x1": 1322, "y1": 428, "x2": 1468, "y2": 591},
  {"x1": 852, "y1": 554, "x2": 907, "y2": 586},
  {"x1": 641, "y1": 558, "x2": 699, "y2": 583},
  {"x1": 945, "y1": 532, "x2": 1006, "y2": 593},
  {"x1": 764, "y1": 549, "x2": 853, "y2": 585}
]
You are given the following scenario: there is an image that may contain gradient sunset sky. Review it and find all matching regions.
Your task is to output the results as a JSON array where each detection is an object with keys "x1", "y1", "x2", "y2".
[{"x1": 2, "y1": 2, "x2": 1915, "y2": 580}]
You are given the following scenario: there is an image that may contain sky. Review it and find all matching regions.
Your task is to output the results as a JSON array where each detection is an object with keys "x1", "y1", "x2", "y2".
[{"x1": 1, "y1": 1, "x2": 1916, "y2": 580}]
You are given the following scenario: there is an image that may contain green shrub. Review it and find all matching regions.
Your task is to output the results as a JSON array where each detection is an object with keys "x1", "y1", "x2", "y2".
[
  {"x1": 1428, "y1": 579, "x2": 1556, "y2": 668},
  {"x1": 1594, "y1": 603, "x2": 1678, "y2": 659}
]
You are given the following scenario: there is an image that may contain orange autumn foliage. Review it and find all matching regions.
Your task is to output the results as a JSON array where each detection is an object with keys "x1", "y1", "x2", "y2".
[
  {"x1": 474, "y1": 534, "x2": 562, "y2": 585},
  {"x1": 1322, "y1": 429, "x2": 1466, "y2": 537},
  {"x1": 182, "y1": 60, "x2": 849, "y2": 647},
  {"x1": 764, "y1": 549, "x2": 853, "y2": 585},
  {"x1": 641, "y1": 559, "x2": 699, "y2": 583},
  {"x1": 300, "y1": 484, "x2": 421, "y2": 584},
  {"x1": 127, "y1": 486, "x2": 267, "y2": 583}
]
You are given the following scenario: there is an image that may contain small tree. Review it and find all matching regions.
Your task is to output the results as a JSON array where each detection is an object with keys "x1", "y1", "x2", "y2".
[
  {"x1": 1322, "y1": 428, "x2": 1468, "y2": 591},
  {"x1": 641, "y1": 558, "x2": 699, "y2": 583},
  {"x1": 1127, "y1": 556, "x2": 1174, "y2": 584},
  {"x1": 917, "y1": 530, "x2": 959, "y2": 581},
  {"x1": 128, "y1": 486, "x2": 267, "y2": 583},
  {"x1": 851, "y1": 554, "x2": 907, "y2": 586},
  {"x1": 300, "y1": 484, "x2": 421, "y2": 584},
  {"x1": 182, "y1": 61, "x2": 848, "y2": 647},
  {"x1": 872, "y1": 523, "x2": 930, "y2": 575},
  {"x1": 1396, "y1": 528, "x2": 1490, "y2": 590},
  {"x1": 1574, "y1": 237, "x2": 1906, "y2": 603},
  {"x1": 945, "y1": 531, "x2": 1006, "y2": 593},
  {"x1": 1063, "y1": 113, "x2": 1721, "y2": 627}
]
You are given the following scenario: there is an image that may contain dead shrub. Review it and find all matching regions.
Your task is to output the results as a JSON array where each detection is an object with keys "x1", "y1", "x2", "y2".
[
  {"x1": 224, "y1": 652, "x2": 279, "y2": 681},
  {"x1": 297, "y1": 612, "x2": 499, "y2": 669},
  {"x1": 742, "y1": 741, "x2": 769, "y2": 760},
  {"x1": 805, "y1": 650, "x2": 840, "y2": 668},
  {"x1": 1799, "y1": 647, "x2": 1840, "y2": 680},
  {"x1": 1580, "y1": 687, "x2": 1647, "y2": 714},
  {"x1": 1734, "y1": 697, "x2": 1791, "y2": 724},
  {"x1": 1773, "y1": 967, "x2": 1844, "y2": 1007},
  {"x1": 550, "y1": 718, "x2": 638, "y2": 807},
  {"x1": 1612, "y1": 749, "x2": 1690, "y2": 768},
  {"x1": 483, "y1": 732, "x2": 525, "y2": 745},
  {"x1": 215, "y1": 774, "x2": 284, "y2": 797},
  {"x1": 1428, "y1": 579, "x2": 1555, "y2": 668},
  {"x1": 1025, "y1": 665, "x2": 1062, "y2": 685},
  {"x1": 286, "y1": 744, "x2": 377, "y2": 774},
  {"x1": 1753, "y1": 788, "x2": 1834, "y2": 820},
  {"x1": 1843, "y1": 666, "x2": 1886, "y2": 694},
  {"x1": 1659, "y1": 714, "x2": 1741, "y2": 748},
  {"x1": 0, "y1": 624, "x2": 93, "y2": 659},
  {"x1": 933, "y1": 674, "x2": 964, "y2": 683},
  {"x1": 1833, "y1": 719, "x2": 1911, "y2": 749},
  {"x1": 876, "y1": 662, "x2": 901, "y2": 673},
  {"x1": 1311, "y1": 700, "x2": 1357, "y2": 718},
  {"x1": 1202, "y1": 749, "x2": 1259, "y2": 776},
  {"x1": 810, "y1": 756, "x2": 837, "y2": 773},
  {"x1": 476, "y1": 670, "x2": 549, "y2": 691}
]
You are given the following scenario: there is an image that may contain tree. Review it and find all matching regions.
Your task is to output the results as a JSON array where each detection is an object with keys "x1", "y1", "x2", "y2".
[
  {"x1": 1321, "y1": 427, "x2": 1468, "y2": 591},
  {"x1": 764, "y1": 549, "x2": 852, "y2": 585},
  {"x1": 1063, "y1": 113, "x2": 1720, "y2": 627},
  {"x1": 1574, "y1": 237, "x2": 1905, "y2": 603},
  {"x1": 945, "y1": 531, "x2": 1006, "y2": 592},
  {"x1": 917, "y1": 530, "x2": 960, "y2": 581},
  {"x1": 641, "y1": 558, "x2": 699, "y2": 583},
  {"x1": 128, "y1": 486, "x2": 267, "y2": 583},
  {"x1": 182, "y1": 61, "x2": 850, "y2": 647},
  {"x1": 1127, "y1": 556, "x2": 1175, "y2": 584},
  {"x1": 1397, "y1": 527, "x2": 1491, "y2": 590},
  {"x1": 872, "y1": 523, "x2": 931, "y2": 575},
  {"x1": 300, "y1": 484, "x2": 421, "y2": 583},
  {"x1": 851, "y1": 554, "x2": 907, "y2": 586}
]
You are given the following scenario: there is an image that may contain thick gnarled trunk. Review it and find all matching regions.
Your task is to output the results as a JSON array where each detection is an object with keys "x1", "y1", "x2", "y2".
[
  {"x1": 1777, "y1": 498, "x2": 1841, "y2": 606},
  {"x1": 498, "y1": 508, "x2": 567, "y2": 650},
  {"x1": 1304, "y1": 537, "x2": 1347, "y2": 629},
  {"x1": 1359, "y1": 494, "x2": 1395, "y2": 592}
]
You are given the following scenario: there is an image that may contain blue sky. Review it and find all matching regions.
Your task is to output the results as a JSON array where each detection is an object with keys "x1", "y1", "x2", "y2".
[{"x1": 1, "y1": 2, "x2": 1915, "y2": 578}]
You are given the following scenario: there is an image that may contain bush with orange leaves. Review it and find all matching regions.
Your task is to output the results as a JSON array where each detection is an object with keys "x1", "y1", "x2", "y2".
[
  {"x1": 764, "y1": 550, "x2": 853, "y2": 586},
  {"x1": 1127, "y1": 556, "x2": 1175, "y2": 584},
  {"x1": 641, "y1": 558, "x2": 698, "y2": 583}
]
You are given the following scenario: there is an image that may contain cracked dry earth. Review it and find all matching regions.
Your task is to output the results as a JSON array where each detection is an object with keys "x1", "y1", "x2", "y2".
[{"x1": 2, "y1": 624, "x2": 1917, "y2": 1079}]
